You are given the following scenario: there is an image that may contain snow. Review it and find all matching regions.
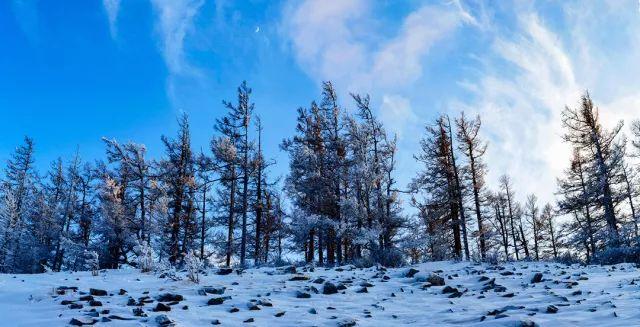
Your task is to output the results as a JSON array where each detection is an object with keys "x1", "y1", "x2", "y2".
[{"x1": 1, "y1": 261, "x2": 639, "y2": 326}]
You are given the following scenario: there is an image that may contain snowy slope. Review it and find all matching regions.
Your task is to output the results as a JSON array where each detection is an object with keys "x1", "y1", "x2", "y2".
[{"x1": 1, "y1": 261, "x2": 639, "y2": 326}]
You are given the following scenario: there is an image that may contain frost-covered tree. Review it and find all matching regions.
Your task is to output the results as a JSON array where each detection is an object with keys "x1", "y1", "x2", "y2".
[
  {"x1": 159, "y1": 113, "x2": 197, "y2": 264},
  {"x1": 561, "y1": 92, "x2": 626, "y2": 246}
]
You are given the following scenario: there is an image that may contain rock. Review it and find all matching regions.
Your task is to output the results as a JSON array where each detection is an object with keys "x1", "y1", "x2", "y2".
[
  {"x1": 502, "y1": 293, "x2": 515, "y2": 298},
  {"x1": 308, "y1": 308, "x2": 317, "y2": 314},
  {"x1": 247, "y1": 303, "x2": 261, "y2": 310},
  {"x1": 126, "y1": 297, "x2": 136, "y2": 306},
  {"x1": 207, "y1": 297, "x2": 226, "y2": 305},
  {"x1": 518, "y1": 320, "x2": 538, "y2": 327},
  {"x1": 275, "y1": 311, "x2": 286, "y2": 317},
  {"x1": 323, "y1": 282, "x2": 338, "y2": 295},
  {"x1": 572, "y1": 290, "x2": 583, "y2": 296},
  {"x1": 258, "y1": 300, "x2": 272, "y2": 307},
  {"x1": 156, "y1": 314, "x2": 174, "y2": 326},
  {"x1": 405, "y1": 268, "x2": 420, "y2": 278},
  {"x1": 202, "y1": 286, "x2": 225, "y2": 295},
  {"x1": 133, "y1": 307, "x2": 147, "y2": 317},
  {"x1": 211, "y1": 319, "x2": 221, "y2": 325},
  {"x1": 216, "y1": 268, "x2": 233, "y2": 275},
  {"x1": 531, "y1": 273, "x2": 543, "y2": 283},
  {"x1": 229, "y1": 307, "x2": 240, "y2": 313},
  {"x1": 356, "y1": 287, "x2": 368, "y2": 293},
  {"x1": 89, "y1": 288, "x2": 107, "y2": 296},
  {"x1": 289, "y1": 275, "x2": 310, "y2": 281},
  {"x1": 100, "y1": 317, "x2": 111, "y2": 323},
  {"x1": 360, "y1": 282, "x2": 374, "y2": 287},
  {"x1": 313, "y1": 277, "x2": 325, "y2": 284},
  {"x1": 478, "y1": 276, "x2": 490, "y2": 282},
  {"x1": 79, "y1": 295, "x2": 94, "y2": 301},
  {"x1": 118, "y1": 289, "x2": 127, "y2": 295},
  {"x1": 546, "y1": 305, "x2": 558, "y2": 314},
  {"x1": 107, "y1": 315, "x2": 134, "y2": 321},
  {"x1": 427, "y1": 274, "x2": 445, "y2": 286},
  {"x1": 157, "y1": 293, "x2": 184, "y2": 302},
  {"x1": 500, "y1": 271, "x2": 514, "y2": 276},
  {"x1": 69, "y1": 318, "x2": 96, "y2": 326},
  {"x1": 61, "y1": 300, "x2": 74, "y2": 305},
  {"x1": 442, "y1": 286, "x2": 457, "y2": 294},
  {"x1": 69, "y1": 303, "x2": 83, "y2": 309},
  {"x1": 448, "y1": 291, "x2": 463, "y2": 298},
  {"x1": 153, "y1": 303, "x2": 171, "y2": 312},
  {"x1": 295, "y1": 291, "x2": 311, "y2": 299},
  {"x1": 283, "y1": 266, "x2": 297, "y2": 274},
  {"x1": 88, "y1": 300, "x2": 102, "y2": 307},
  {"x1": 338, "y1": 318, "x2": 357, "y2": 327},
  {"x1": 243, "y1": 318, "x2": 254, "y2": 323}
]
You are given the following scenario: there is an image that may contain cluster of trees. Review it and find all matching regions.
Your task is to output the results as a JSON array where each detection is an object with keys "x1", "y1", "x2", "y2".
[
  {"x1": 407, "y1": 113, "x2": 558, "y2": 263},
  {"x1": 0, "y1": 82, "x2": 285, "y2": 273},
  {"x1": 282, "y1": 82, "x2": 403, "y2": 266},
  {"x1": 2, "y1": 85, "x2": 640, "y2": 274},
  {"x1": 409, "y1": 92, "x2": 640, "y2": 264},
  {"x1": 556, "y1": 93, "x2": 640, "y2": 263}
]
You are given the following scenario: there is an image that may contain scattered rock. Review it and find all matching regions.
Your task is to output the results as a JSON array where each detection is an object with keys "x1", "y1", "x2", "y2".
[
  {"x1": 133, "y1": 307, "x2": 147, "y2": 317},
  {"x1": 69, "y1": 318, "x2": 97, "y2": 326},
  {"x1": 289, "y1": 275, "x2": 310, "y2": 281},
  {"x1": 156, "y1": 314, "x2": 174, "y2": 326},
  {"x1": 405, "y1": 268, "x2": 420, "y2": 278},
  {"x1": 427, "y1": 274, "x2": 445, "y2": 286},
  {"x1": 531, "y1": 273, "x2": 543, "y2": 283},
  {"x1": 356, "y1": 286, "x2": 368, "y2": 293},
  {"x1": 88, "y1": 300, "x2": 102, "y2": 307},
  {"x1": 207, "y1": 297, "x2": 226, "y2": 305},
  {"x1": 202, "y1": 287, "x2": 225, "y2": 295},
  {"x1": 153, "y1": 303, "x2": 171, "y2": 312},
  {"x1": 323, "y1": 282, "x2": 338, "y2": 295},
  {"x1": 216, "y1": 268, "x2": 233, "y2": 275},
  {"x1": 157, "y1": 293, "x2": 184, "y2": 302},
  {"x1": 275, "y1": 311, "x2": 286, "y2": 317},
  {"x1": 89, "y1": 288, "x2": 107, "y2": 296},
  {"x1": 338, "y1": 318, "x2": 357, "y2": 327},
  {"x1": 296, "y1": 291, "x2": 311, "y2": 299},
  {"x1": 546, "y1": 305, "x2": 558, "y2": 314}
]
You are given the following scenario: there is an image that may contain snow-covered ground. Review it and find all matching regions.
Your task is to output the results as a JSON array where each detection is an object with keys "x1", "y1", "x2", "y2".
[{"x1": 1, "y1": 261, "x2": 639, "y2": 326}]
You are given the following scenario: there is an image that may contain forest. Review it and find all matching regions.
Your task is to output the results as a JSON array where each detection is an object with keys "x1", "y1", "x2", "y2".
[{"x1": 1, "y1": 81, "x2": 639, "y2": 274}]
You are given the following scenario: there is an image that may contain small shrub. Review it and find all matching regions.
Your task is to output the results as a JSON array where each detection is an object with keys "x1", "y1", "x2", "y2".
[{"x1": 184, "y1": 250, "x2": 203, "y2": 284}]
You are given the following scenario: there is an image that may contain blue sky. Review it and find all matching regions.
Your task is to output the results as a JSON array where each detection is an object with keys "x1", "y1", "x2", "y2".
[{"x1": 2, "y1": 0, "x2": 640, "y2": 205}]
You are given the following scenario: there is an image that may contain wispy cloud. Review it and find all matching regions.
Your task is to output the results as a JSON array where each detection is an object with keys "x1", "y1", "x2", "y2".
[
  {"x1": 102, "y1": 0, "x2": 120, "y2": 39},
  {"x1": 150, "y1": 0, "x2": 204, "y2": 77},
  {"x1": 149, "y1": 0, "x2": 205, "y2": 103},
  {"x1": 11, "y1": 0, "x2": 39, "y2": 44},
  {"x1": 282, "y1": 0, "x2": 465, "y2": 93}
]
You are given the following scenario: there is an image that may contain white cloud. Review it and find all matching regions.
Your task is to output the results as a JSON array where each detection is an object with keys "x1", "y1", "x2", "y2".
[
  {"x1": 149, "y1": 0, "x2": 205, "y2": 104},
  {"x1": 150, "y1": 0, "x2": 204, "y2": 77},
  {"x1": 379, "y1": 95, "x2": 418, "y2": 140},
  {"x1": 102, "y1": 0, "x2": 120, "y2": 38},
  {"x1": 283, "y1": 0, "x2": 463, "y2": 93},
  {"x1": 457, "y1": 13, "x2": 580, "y2": 204}
]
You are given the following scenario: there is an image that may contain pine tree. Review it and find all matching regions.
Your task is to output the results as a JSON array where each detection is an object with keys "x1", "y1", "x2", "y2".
[
  {"x1": 456, "y1": 112, "x2": 488, "y2": 259},
  {"x1": 561, "y1": 92, "x2": 625, "y2": 246},
  {"x1": 160, "y1": 113, "x2": 196, "y2": 264}
]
